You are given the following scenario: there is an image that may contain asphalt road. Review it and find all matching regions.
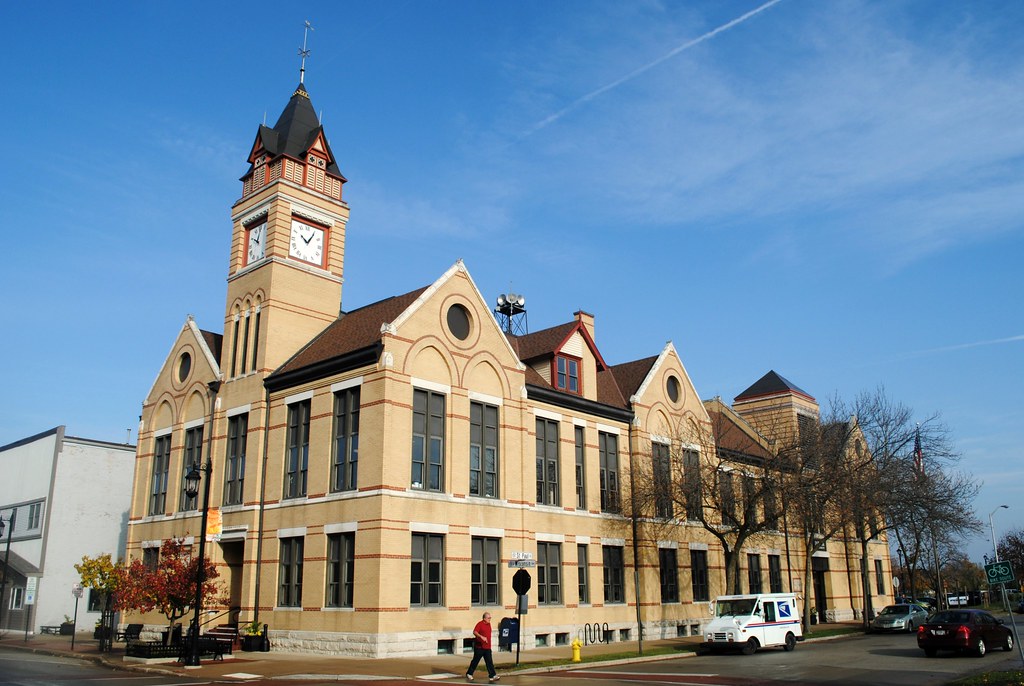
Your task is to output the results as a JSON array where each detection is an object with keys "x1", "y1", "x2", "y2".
[
  {"x1": 4, "y1": 626, "x2": 1023, "y2": 686},
  {"x1": 524, "y1": 629, "x2": 1023, "y2": 686}
]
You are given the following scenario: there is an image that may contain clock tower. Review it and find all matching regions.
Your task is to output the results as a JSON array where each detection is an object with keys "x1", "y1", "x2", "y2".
[{"x1": 224, "y1": 82, "x2": 349, "y2": 380}]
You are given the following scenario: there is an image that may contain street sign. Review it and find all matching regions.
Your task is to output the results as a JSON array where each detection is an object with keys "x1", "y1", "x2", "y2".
[
  {"x1": 25, "y1": 577, "x2": 37, "y2": 605},
  {"x1": 72, "y1": 583, "x2": 84, "y2": 598},
  {"x1": 508, "y1": 560, "x2": 537, "y2": 568},
  {"x1": 893, "y1": 577, "x2": 900, "y2": 590},
  {"x1": 985, "y1": 560, "x2": 1015, "y2": 586},
  {"x1": 512, "y1": 568, "x2": 532, "y2": 596}
]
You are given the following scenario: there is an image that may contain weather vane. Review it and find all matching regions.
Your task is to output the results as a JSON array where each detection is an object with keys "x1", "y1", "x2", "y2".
[{"x1": 298, "y1": 20, "x2": 314, "y2": 84}]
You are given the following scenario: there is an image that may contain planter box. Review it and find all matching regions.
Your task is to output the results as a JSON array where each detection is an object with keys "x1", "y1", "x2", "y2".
[
  {"x1": 240, "y1": 635, "x2": 262, "y2": 651},
  {"x1": 60, "y1": 623, "x2": 75, "y2": 636}
]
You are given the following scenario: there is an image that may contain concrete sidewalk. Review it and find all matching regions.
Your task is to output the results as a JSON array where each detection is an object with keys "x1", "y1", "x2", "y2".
[{"x1": 0, "y1": 623, "x2": 859, "y2": 681}]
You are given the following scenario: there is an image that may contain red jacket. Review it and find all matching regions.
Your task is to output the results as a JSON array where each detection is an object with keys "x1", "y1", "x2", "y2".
[{"x1": 473, "y1": 620, "x2": 492, "y2": 649}]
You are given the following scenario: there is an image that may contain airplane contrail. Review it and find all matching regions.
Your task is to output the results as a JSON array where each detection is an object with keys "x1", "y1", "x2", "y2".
[
  {"x1": 912, "y1": 334, "x2": 1024, "y2": 356},
  {"x1": 522, "y1": 0, "x2": 786, "y2": 137}
]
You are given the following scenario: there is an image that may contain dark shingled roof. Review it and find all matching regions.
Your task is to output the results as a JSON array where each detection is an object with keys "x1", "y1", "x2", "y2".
[
  {"x1": 247, "y1": 83, "x2": 345, "y2": 180},
  {"x1": 609, "y1": 356, "x2": 658, "y2": 400},
  {"x1": 735, "y1": 370, "x2": 814, "y2": 403},
  {"x1": 200, "y1": 330, "x2": 223, "y2": 366},
  {"x1": 596, "y1": 368, "x2": 628, "y2": 409},
  {"x1": 269, "y1": 287, "x2": 427, "y2": 379},
  {"x1": 705, "y1": 401, "x2": 774, "y2": 461},
  {"x1": 508, "y1": 322, "x2": 578, "y2": 362}
]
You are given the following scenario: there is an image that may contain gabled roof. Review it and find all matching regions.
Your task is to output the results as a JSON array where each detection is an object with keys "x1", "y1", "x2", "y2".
[
  {"x1": 508, "y1": 322, "x2": 578, "y2": 362},
  {"x1": 508, "y1": 319, "x2": 610, "y2": 370},
  {"x1": 596, "y1": 367, "x2": 628, "y2": 409},
  {"x1": 199, "y1": 329, "x2": 223, "y2": 366},
  {"x1": 735, "y1": 370, "x2": 815, "y2": 403},
  {"x1": 246, "y1": 83, "x2": 345, "y2": 180},
  {"x1": 1, "y1": 549, "x2": 40, "y2": 576},
  {"x1": 509, "y1": 318, "x2": 627, "y2": 410},
  {"x1": 704, "y1": 397, "x2": 774, "y2": 462},
  {"x1": 268, "y1": 286, "x2": 428, "y2": 383},
  {"x1": 609, "y1": 356, "x2": 658, "y2": 400}
]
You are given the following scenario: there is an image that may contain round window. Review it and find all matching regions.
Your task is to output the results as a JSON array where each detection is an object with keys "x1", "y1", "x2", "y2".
[
  {"x1": 666, "y1": 375, "x2": 680, "y2": 403},
  {"x1": 178, "y1": 352, "x2": 192, "y2": 382},
  {"x1": 446, "y1": 303, "x2": 471, "y2": 341}
]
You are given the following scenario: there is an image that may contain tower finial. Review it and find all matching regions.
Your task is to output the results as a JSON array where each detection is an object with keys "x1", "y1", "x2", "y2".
[{"x1": 298, "y1": 20, "x2": 314, "y2": 85}]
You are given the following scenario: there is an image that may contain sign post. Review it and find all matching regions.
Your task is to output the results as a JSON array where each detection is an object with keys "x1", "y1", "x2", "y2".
[
  {"x1": 24, "y1": 577, "x2": 37, "y2": 642},
  {"x1": 984, "y1": 561, "x2": 1023, "y2": 666},
  {"x1": 511, "y1": 567, "x2": 531, "y2": 666},
  {"x1": 71, "y1": 584, "x2": 84, "y2": 650}
]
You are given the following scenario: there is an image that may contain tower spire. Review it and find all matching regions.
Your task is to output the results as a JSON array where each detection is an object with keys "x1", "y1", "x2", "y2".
[{"x1": 298, "y1": 20, "x2": 314, "y2": 85}]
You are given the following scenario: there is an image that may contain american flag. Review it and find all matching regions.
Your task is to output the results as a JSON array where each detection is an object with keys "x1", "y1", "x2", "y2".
[{"x1": 913, "y1": 425, "x2": 923, "y2": 476}]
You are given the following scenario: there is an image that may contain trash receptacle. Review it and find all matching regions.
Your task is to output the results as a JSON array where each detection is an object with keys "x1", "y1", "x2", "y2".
[{"x1": 498, "y1": 617, "x2": 519, "y2": 650}]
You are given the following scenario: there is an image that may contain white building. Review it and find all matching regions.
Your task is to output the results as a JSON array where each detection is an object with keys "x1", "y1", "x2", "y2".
[{"x1": 0, "y1": 427, "x2": 135, "y2": 634}]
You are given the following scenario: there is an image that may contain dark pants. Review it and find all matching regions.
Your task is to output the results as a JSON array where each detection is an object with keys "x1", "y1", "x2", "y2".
[{"x1": 467, "y1": 646, "x2": 495, "y2": 677}]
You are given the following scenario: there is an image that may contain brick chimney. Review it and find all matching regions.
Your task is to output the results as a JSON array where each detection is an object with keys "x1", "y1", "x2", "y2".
[{"x1": 574, "y1": 310, "x2": 595, "y2": 340}]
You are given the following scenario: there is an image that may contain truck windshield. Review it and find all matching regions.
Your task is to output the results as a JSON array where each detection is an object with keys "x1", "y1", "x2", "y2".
[{"x1": 716, "y1": 598, "x2": 756, "y2": 617}]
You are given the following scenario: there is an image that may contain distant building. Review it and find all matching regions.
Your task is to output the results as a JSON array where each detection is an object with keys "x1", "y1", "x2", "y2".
[
  {"x1": 122, "y1": 79, "x2": 891, "y2": 656},
  {"x1": 0, "y1": 427, "x2": 135, "y2": 634}
]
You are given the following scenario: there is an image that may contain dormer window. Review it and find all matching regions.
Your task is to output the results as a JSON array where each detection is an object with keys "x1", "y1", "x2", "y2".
[{"x1": 555, "y1": 355, "x2": 580, "y2": 394}]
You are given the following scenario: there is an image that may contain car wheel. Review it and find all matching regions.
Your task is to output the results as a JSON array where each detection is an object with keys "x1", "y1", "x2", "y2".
[
  {"x1": 906, "y1": 622, "x2": 915, "y2": 633},
  {"x1": 975, "y1": 638, "x2": 986, "y2": 657},
  {"x1": 924, "y1": 648, "x2": 937, "y2": 657},
  {"x1": 784, "y1": 632, "x2": 796, "y2": 651},
  {"x1": 1004, "y1": 633, "x2": 1014, "y2": 652},
  {"x1": 741, "y1": 637, "x2": 759, "y2": 655}
]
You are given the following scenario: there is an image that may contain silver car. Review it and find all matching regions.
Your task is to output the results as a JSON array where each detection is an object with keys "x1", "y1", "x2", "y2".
[{"x1": 870, "y1": 603, "x2": 930, "y2": 632}]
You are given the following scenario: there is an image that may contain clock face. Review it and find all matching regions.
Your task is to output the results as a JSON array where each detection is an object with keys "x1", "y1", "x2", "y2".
[
  {"x1": 289, "y1": 220, "x2": 324, "y2": 265},
  {"x1": 247, "y1": 222, "x2": 266, "y2": 264}
]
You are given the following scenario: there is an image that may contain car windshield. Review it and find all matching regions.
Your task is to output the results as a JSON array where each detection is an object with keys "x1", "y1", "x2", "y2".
[
  {"x1": 716, "y1": 598, "x2": 756, "y2": 617},
  {"x1": 879, "y1": 605, "x2": 910, "y2": 616},
  {"x1": 931, "y1": 611, "x2": 970, "y2": 624}
]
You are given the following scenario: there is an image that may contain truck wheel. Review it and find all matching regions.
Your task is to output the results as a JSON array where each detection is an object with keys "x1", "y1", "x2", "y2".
[
  {"x1": 741, "y1": 637, "x2": 759, "y2": 655},
  {"x1": 783, "y1": 632, "x2": 796, "y2": 651}
]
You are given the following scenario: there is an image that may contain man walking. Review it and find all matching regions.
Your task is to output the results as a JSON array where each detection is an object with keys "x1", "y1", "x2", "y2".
[{"x1": 466, "y1": 612, "x2": 499, "y2": 682}]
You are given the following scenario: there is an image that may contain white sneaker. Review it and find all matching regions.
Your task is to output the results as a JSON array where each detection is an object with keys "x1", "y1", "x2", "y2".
[
  {"x1": 489, "y1": 676, "x2": 500, "y2": 682},
  {"x1": 466, "y1": 675, "x2": 474, "y2": 682}
]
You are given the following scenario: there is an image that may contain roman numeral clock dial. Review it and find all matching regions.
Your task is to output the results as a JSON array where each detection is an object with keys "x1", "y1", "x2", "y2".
[
  {"x1": 246, "y1": 222, "x2": 266, "y2": 264},
  {"x1": 289, "y1": 219, "x2": 324, "y2": 265}
]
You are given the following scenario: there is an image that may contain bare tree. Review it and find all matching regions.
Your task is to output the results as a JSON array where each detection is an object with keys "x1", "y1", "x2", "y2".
[
  {"x1": 773, "y1": 406, "x2": 856, "y2": 628},
  {"x1": 628, "y1": 400, "x2": 783, "y2": 596},
  {"x1": 997, "y1": 528, "x2": 1024, "y2": 578}
]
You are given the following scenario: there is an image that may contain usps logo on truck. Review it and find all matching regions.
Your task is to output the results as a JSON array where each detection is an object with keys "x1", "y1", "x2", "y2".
[{"x1": 778, "y1": 600, "x2": 793, "y2": 619}]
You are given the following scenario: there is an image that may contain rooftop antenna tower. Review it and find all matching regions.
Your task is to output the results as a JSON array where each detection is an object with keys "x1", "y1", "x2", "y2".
[
  {"x1": 298, "y1": 20, "x2": 314, "y2": 84},
  {"x1": 494, "y1": 289, "x2": 528, "y2": 336}
]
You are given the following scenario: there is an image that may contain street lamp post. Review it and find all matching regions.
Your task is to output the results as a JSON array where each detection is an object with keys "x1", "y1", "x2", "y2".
[
  {"x1": 0, "y1": 509, "x2": 16, "y2": 637},
  {"x1": 182, "y1": 380, "x2": 220, "y2": 667},
  {"x1": 989, "y1": 504, "x2": 1009, "y2": 614},
  {"x1": 990, "y1": 504, "x2": 1009, "y2": 562}
]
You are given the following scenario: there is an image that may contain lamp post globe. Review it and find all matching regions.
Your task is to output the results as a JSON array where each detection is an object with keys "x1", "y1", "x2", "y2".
[{"x1": 184, "y1": 465, "x2": 201, "y2": 499}]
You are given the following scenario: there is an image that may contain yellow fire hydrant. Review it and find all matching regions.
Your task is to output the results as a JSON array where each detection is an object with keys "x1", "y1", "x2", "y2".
[{"x1": 571, "y1": 637, "x2": 583, "y2": 662}]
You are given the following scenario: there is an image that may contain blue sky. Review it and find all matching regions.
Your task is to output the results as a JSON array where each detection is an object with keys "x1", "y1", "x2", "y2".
[{"x1": 2, "y1": 1, "x2": 1021, "y2": 563}]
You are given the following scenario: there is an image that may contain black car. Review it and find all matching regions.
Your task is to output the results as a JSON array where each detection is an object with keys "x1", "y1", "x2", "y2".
[{"x1": 917, "y1": 609, "x2": 1014, "y2": 657}]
